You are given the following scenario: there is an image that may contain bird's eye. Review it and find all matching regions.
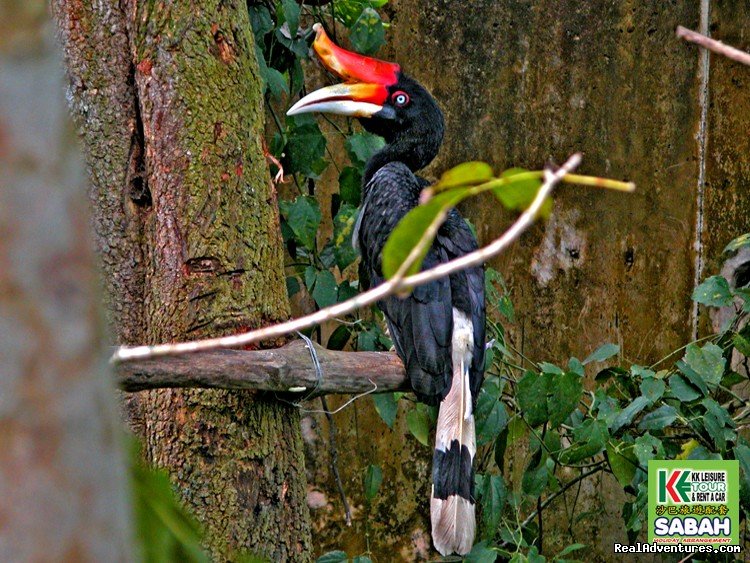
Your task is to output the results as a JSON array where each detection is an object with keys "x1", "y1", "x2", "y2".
[{"x1": 391, "y1": 91, "x2": 410, "y2": 107}]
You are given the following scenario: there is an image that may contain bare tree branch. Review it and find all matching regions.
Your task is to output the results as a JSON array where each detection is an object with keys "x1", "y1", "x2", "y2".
[
  {"x1": 112, "y1": 153, "x2": 582, "y2": 364},
  {"x1": 116, "y1": 340, "x2": 407, "y2": 395},
  {"x1": 677, "y1": 25, "x2": 750, "y2": 67}
]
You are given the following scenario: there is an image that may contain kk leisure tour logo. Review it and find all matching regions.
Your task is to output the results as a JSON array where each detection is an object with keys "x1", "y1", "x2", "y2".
[{"x1": 648, "y1": 460, "x2": 739, "y2": 545}]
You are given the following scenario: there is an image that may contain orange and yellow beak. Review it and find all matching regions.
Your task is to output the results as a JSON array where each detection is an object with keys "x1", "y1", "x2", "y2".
[{"x1": 287, "y1": 24, "x2": 401, "y2": 118}]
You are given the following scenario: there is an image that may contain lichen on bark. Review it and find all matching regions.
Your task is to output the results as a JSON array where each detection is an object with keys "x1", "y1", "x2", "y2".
[{"x1": 55, "y1": 0, "x2": 312, "y2": 560}]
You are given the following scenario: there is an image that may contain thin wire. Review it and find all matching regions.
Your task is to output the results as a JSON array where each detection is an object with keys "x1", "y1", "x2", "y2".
[{"x1": 275, "y1": 332, "x2": 379, "y2": 414}]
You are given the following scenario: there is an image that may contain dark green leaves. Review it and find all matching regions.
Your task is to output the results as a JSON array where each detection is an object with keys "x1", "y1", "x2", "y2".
[
  {"x1": 692, "y1": 275, "x2": 734, "y2": 307},
  {"x1": 476, "y1": 474, "x2": 506, "y2": 540},
  {"x1": 381, "y1": 190, "x2": 463, "y2": 278},
  {"x1": 280, "y1": 0, "x2": 300, "y2": 37},
  {"x1": 476, "y1": 378, "x2": 508, "y2": 446},
  {"x1": 363, "y1": 464, "x2": 383, "y2": 500},
  {"x1": 517, "y1": 370, "x2": 583, "y2": 428},
  {"x1": 280, "y1": 196, "x2": 321, "y2": 251},
  {"x1": 406, "y1": 405, "x2": 431, "y2": 446},
  {"x1": 493, "y1": 169, "x2": 551, "y2": 218},
  {"x1": 669, "y1": 373, "x2": 701, "y2": 402},
  {"x1": 559, "y1": 420, "x2": 608, "y2": 464},
  {"x1": 433, "y1": 161, "x2": 494, "y2": 192},
  {"x1": 349, "y1": 8, "x2": 385, "y2": 55},
  {"x1": 637, "y1": 405, "x2": 678, "y2": 431},
  {"x1": 678, "y1": 342, "x2": 725, "y2": 393},
  {"x1": 724, "y1": 232, "x2": 750, "y2": 254},
  {"x1": 332, "y1": 204, "x2": 359, "y2": 271},
  {"x1": 372, "y1": 393, "x2": 398, "y2": 428},
  {"x1": 132, "y1": 443, "x2": 209, "y2": 563},
  {"x1": 606, "y1": 440, "x2": 637, "y2": 487},
  {"x1": 283, "y1": 117, "x2": 327, "y2": 176},
  {"x1": 346, "y1": 132, "x2": 385, "y2": 166},
  {"x1": 583, "y1": 343, "x2": 619, "y2": 365}
]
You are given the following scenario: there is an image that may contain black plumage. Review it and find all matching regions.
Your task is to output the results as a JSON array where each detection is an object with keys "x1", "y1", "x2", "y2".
[
  {"x1": 286, "y1": 26, "x2": 486, "y2": 554},
  {"x1": 356, "y1": 160, "x2": 486, "y2": 406}
]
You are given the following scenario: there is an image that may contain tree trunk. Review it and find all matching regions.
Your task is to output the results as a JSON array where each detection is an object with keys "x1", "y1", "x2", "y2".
[
  {"x1": 0, "y1": 2, "x2": 132, "y2": 559},
  {"x1": 53, "y1": 1, "x2": 312, "y2": 560}
]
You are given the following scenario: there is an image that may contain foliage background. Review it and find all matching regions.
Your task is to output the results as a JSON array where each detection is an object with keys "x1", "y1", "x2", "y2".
[{"x1": 248, "y1": 1, "x2": 750, "y2": 560}]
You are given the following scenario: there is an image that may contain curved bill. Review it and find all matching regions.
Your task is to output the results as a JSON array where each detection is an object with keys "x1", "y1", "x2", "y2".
[
  {"x1": 286, "y1": 24, "x2": 401, "y2": 119},
  {"x1": 311, "y1": 23, "x2": 400, "y2": 85},
  {"x1": 287, "y1": 83, "x2": 387, "y2": 117}
]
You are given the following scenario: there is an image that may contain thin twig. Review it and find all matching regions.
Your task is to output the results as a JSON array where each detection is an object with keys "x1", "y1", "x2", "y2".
[
  {"x1": 515, "y1": 463, "x2": 606, "y2": 534},
  {"x1": 111, "y1": 154, "x2": 582, "y2": 364},
  {"x1": 676, "y1": 26, "x2": 750, "y2": 67},
  {"x1": 320, "y1": 395, "x2": 353, "y2": 526}
]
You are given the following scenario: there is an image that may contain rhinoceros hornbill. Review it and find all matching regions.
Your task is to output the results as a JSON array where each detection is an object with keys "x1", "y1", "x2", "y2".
[{"x1": 288, "y1": 24, "x2": 485, "y2": 556}]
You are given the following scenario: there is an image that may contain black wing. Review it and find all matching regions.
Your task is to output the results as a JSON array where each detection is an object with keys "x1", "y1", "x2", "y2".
[{"x1": 357, "y1": 162, "x2": 485, "y2": 405}]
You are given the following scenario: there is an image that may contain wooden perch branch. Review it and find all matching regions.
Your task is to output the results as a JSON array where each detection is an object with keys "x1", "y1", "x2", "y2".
[
  {"x1": 112, "y1": 153, "x2": 583, "y2": 365},
  {"x1": 116, "y1": 340, "x2": 407, "y2": 395},
  {"x1": 677, "y1": 26, "x2": 750, "y2": 67}
]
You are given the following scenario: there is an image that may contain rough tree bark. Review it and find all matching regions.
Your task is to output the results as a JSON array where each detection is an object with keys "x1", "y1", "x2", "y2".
[
  {"x1": 0, "y1": 2, "x2": 132, "y2": 559},
  {"x1": 53, "y1": 1, "x2": 312, "y2": 560}
]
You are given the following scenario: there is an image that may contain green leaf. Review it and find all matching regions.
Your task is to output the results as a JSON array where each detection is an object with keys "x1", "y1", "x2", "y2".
[
  {"x1": 372, "y1": 393, "x2": 398, "y2": 428},
  {"x1": 464, "y1": 541, "x2": 498, "y2": 563},
  {"x1": 567, "y1": 357, "x2": 584, "y2": 377},
  {"x1": 248, "y1": 5, "x2": 274, "y2": 44},
  {"x1": 327, "y1": 325, "x2": 351, "y2": 351},
  {"x1": 522, "y1": 452, "x2": 548, "y2": 497},
  {"x1": 607, "y1": 441, "x2": 637, "y2": 487},
  {"x1": 311, "y1": 270, "x2": 337, "y2": 308},
  {"x1": 284, "y1": 120, "x2": 326, "y2": 176},
  {"x1": 669, "y1": 373, "x2": 701, "y2": 402},
  {"x1": 332, "y1": 204, "x2": 359, "y2": 271},
  {"x1": 352, "y1": 557, "x2": 373, "y2": 563},
  {"x1": 733, "y1": 331, "x2": 750, "y2": 357},
  {"x1": 363, "y1": 464, "x2": 382, "y2": 501},
  {"x1": 381, "y1": 190, "x2": 463, "y2": 279},
  {"x1": 264, "y1": 66, "x2": 289, "y2": 100},
  {"x1": 406, "y1": 406, "x2": 431, "y2": 446},
  {"x1": 316, "y1": 551, "x2": 348, "y2": 563},
  {"x1": 349, "y1": 8, "x2": 385, "y2": 55},
  {"x1": 346, "y1": 132, "x2": 385, "y2": 165},
  {"x1": 555, "y1": 543, "x2": 587, "y2": 558},
  {"x1": 539, "y1": 362, "x2": 564, "y2": 375},
  {"x1": 692, "y1": 275, "x2": 734, "y2": 307},
  {"x1": 493, "y1": 168, "x2": 551, "y2": 217},
  {"x1": 477, "y1": 399, "x2": 508, "y2": 446},
  {"x1": 609, "y1": 396, "x2": 650, "y2": 433},
  {"x1": 517, "y1": 371, "x2": 551, "y2": 427},
  {"x1": 637, "y1": 405, "x2": 678, "y2": 431},
  {"x1": 338, "y1": 166, "x2": 362, "y2": 206},
  {"x1": 283, "y1": 196, "x2": 321, "y2": 251},
  {"x1": 702, "y1": 398, "x2": 735, "y2": 428},
  {"x1": 131, "y1": 441, "x2": 210, "y2": 563},
  {"x1": 281, "y1": 0, "x2": 300, "y2": 37},
  {"x1": 639, "y1": 378, "x2": 665, "y2": 404},
  {"x1": 433, "y1": 161, "x2": 494, "y2": 191},
  {"x1": 734, "y1": 444, "x2": 750, "y2": 507},
  {"x1": 683, "y1": 342, "x2": 725, "y2": 388},
  {"x1": 583, "y1": 343, "x2": 620, "y2": 365},
  {"x1": 548, "y1": 372, "x2": 583, "y2": 427},
  {"x1": 286, "y1": 276, "x2": 300, "y2": 297},
  {"x1": 633, "y1": 434, "x2": 664, "y2": 466},
  {"x1": 559, "y1": 419, "x2": 608, "y2": 464},
  {"x1": 478, "y1": 474, "x2": 506, "y2": 540},
  {"x1": 724, "y1": 232, "x2": 750, "y2": 254}
]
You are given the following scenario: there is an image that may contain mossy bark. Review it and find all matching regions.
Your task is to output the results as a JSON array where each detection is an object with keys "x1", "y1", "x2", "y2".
[{"x1": 54, "y1": 1, "x2": 312, "y2": 560}]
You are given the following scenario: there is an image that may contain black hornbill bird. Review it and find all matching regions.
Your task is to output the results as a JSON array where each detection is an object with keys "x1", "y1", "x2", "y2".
[{"x1": 288, "y1": 24, "x2": 485, "y2": 556}]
